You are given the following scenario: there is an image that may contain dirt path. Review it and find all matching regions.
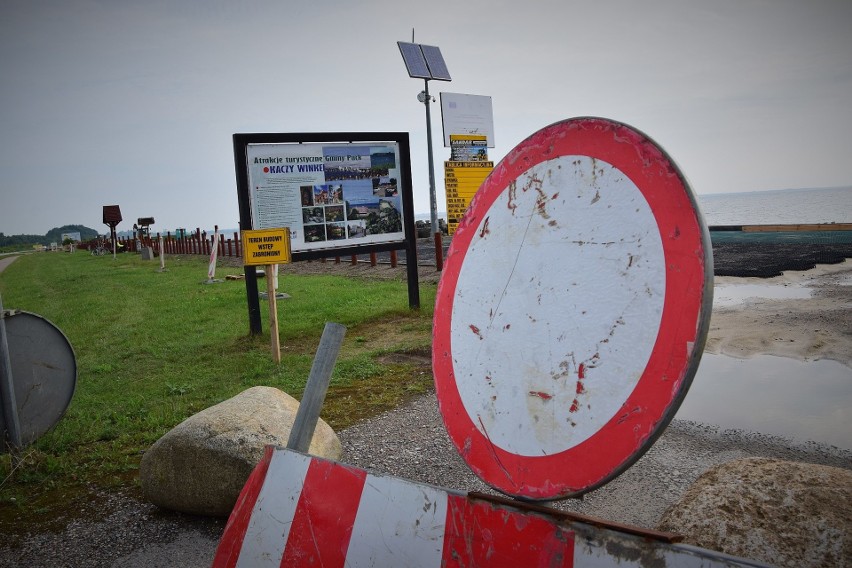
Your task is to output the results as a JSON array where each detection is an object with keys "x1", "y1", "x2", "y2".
[{"x1": 0, "y1": 254, "x2": 20, "y2": 275}]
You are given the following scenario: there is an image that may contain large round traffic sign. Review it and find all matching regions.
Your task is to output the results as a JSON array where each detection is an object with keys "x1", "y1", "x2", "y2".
[{"x1": 433, "y1": 117, "x2": 713, "y2": 500}]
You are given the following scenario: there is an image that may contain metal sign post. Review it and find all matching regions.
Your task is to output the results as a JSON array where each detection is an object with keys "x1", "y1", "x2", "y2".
[
  {"x1": 398, "y1": 41, "x2": 452, "y2": 270},
  {"x1": 286, "y1": 322, "x2": 346, "y2": 453},
  {"x1": 0, "y1": 294, "x2": 22, "y2": 450}
]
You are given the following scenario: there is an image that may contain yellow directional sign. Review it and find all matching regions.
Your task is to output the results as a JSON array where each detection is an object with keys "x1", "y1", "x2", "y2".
[
  {"x1": 242, "y1": 228, "x2": 292, "y2": 266},
  {"x1": 444, "y1": 160, "x2": 493, "y2": 235}
]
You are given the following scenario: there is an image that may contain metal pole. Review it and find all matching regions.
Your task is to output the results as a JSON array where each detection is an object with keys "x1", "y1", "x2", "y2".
[
  {"x1": 0, "y1": 293, "x2": 22, "y2": 450},
  {"x1": 287, "y1": 322, "x2": 346, "y2": 453},
  {"x1": 423, "y1": 79, "x2": 443, "y2": 270}
]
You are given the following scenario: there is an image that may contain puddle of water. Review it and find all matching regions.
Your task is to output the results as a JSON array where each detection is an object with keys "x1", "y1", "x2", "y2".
[
  {"x1": 713, "y1": 282, "x2": 812, "y2": 308},
  {"x1": 675, "y1": 353, "x2": 852, "y2": 450}
]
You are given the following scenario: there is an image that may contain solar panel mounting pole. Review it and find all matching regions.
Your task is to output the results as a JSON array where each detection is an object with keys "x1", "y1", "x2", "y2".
[
  {"x1": 419, "y1": 81, "x2": 441, "y2": 270},
  {"x1": 397, "y1": 41, "x2": 452, "y2": 271}
]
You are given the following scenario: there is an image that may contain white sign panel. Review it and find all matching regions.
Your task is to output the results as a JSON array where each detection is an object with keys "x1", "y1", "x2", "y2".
[
  {"x1": 440, "y1": 93, "x2": 495, "y2": 148},
  {"x1": 246, "y1": 142, "x2": 405, "y2": 252}
]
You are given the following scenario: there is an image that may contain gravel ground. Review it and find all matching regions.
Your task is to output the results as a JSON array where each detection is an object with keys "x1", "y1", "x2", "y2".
[
  {"x1": 1, "y1": 394, "x2": 849, "y2": 567},
  {"x1": 1, "y1": 241, "x2": 851, "y2": 566},
  {"x1": 338, "y1": 393, "x2": 852, "y2": 528}
]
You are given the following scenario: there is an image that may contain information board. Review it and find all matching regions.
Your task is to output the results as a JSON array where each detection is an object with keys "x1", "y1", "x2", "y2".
[
  {"x1": 233, "y1": 132, "x2": 421, "y2": 333},
  {"x1": 449, "y1": 134, "x2": 488, "y2": 162},
  {"x1": 246, "y1": 141, "x2": 406, "y2": 253},
  {"x1": 440, "y1": 92, "x2": 495, "y2": 148}
]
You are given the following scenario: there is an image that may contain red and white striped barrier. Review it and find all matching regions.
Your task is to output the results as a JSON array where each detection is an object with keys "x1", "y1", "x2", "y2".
[
  {"x1": 213, "y1": 447, "x2": 767, "y2": 567},
  {"x1": 208, "y1": 228, "x2": 220, "y2": 280}
]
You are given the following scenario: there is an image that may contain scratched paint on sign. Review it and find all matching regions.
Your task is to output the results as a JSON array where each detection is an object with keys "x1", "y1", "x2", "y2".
[
  {"x1": 450, "y1": 155, "x2": 665, "y2": 456},
  {"x1": 345, "y1": 478, "x2": 447, "y2": 566}
]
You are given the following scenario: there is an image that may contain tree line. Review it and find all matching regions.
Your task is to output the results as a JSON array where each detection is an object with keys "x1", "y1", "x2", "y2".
[{"x1": 0, "y1": 224, "x2": 98, "y2": 250}]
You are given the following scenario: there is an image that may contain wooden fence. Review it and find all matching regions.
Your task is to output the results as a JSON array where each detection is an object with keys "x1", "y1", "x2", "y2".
[
  {"x1": 118, "y1": 227, "x2": 241, "y2": 258},
  {"x1": 115, "y1": 226, "x2": 400, "y2": 267}
]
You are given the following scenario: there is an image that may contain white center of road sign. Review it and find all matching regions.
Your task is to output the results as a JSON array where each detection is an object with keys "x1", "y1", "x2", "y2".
[{"x1": 451, "y1": 155, "x2": 665, "y2": 456}]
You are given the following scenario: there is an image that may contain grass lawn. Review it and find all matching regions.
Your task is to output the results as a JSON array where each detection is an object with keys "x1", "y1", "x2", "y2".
[{"x1": 0, "y1": 251, "x2": 436, "y2": 525}]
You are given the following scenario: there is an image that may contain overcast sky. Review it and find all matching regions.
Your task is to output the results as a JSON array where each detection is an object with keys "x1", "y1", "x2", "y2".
[{"x1": 1, "y1": 0, "x2": 850, "y2": 235}]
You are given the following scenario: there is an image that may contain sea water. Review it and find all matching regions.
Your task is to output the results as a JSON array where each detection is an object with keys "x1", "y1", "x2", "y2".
[
  {"x1": 697, "y1": 185, "x2": 852, "y2": 226},
  {"x1": 426, "y1": 185, "x2": 852, "y2": 226},
  {"x1": 677, "y1": 354, "x2": 852, "y2": 451}
]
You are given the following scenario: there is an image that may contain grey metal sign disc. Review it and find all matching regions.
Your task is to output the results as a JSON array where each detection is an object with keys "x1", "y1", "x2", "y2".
[{"x1": 3, "y1": 311, "x2": 77, "y2": 448}]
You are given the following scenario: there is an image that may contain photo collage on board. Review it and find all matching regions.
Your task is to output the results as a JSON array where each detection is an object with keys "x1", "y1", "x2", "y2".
[{"x1": 299, "y1": 147, "x2": 403, "y2": 245}]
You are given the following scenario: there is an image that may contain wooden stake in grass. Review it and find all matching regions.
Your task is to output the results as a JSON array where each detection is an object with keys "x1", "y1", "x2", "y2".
[
  {"x1": 267, "y1": 263, "x2": 281, "y2": 364},
  {"x1": 158, "y1": 235, "x2": 166, "y2": 272}
]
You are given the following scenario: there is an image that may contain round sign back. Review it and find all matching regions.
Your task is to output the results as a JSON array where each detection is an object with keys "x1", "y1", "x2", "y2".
[
  {"x1": 433, "y1": 117, "x2": 713, "y2": 500},
  {"x1": 3, "y1": 311, "x2": 77, "y2": 448}
]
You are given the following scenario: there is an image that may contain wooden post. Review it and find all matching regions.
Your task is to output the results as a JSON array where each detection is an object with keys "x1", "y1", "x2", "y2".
[
  {"x1": 390, "y1": 250, "x2": 398, "y2": 268},
  {"x1": 350, "y1": 255, "x2": 357, "y2": 266},
  {"x1": 287, "y1": 322, "x2": 346, "y2": 453},
  {"x1": 370, "y1": 252, "x2": 377, "y2": 267},
  {"x1": 267, "y1": 264, "x2": 281, "y2": 364},
  {"x1": 159, "y1": 236, "x2": 166, "y2": 271}
]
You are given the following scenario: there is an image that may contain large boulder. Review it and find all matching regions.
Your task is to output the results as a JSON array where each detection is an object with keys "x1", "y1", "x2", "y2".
[
  {"x1": 140, "y1": 386, "x2": 342, "y2": 516},
  {"x1": 658, "y1": 457, "x2": 852, "y2": 567}
]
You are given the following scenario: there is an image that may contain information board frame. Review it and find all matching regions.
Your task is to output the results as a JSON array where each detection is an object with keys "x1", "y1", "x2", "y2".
[{"x1": 234, "y1": 132, "x2": 420, "y2": 334}]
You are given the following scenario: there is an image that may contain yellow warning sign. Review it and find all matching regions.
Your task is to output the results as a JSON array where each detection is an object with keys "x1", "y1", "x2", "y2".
[{"x1": 242, "y1": 228, "x2": 292, "y2": 266}]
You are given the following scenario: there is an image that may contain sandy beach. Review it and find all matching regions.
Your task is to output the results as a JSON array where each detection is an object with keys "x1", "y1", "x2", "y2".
[
  {"x1": 0, "y1": 250, "x2": 850, "y2": 566},
  {"x1": 705, "y1": 258, "x2": 852, "y2": 367}
]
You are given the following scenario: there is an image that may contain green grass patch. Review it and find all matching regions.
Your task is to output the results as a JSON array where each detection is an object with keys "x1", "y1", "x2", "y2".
[{"x1": 0, "y1": 252, "x2": 435, "y2": 525}]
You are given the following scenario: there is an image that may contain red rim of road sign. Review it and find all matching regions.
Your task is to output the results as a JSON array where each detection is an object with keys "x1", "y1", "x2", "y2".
[{"x1": 433, "y1": 117, "x2": 713, "y2": 500}]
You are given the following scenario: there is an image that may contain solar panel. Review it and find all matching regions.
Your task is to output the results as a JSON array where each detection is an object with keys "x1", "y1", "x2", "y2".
[
  {"x1": 420, "y1": 45, "x2": 451, "y2": 81},
  {"x1": 398, "y1": 42, "x2": 431, "y2": 80}
]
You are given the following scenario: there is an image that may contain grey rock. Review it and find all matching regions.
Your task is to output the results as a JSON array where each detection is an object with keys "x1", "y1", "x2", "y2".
[
  {"x1": 140, "y1": 386, "x2": 341, "y2": 516},
  {"x1": 658, "y1": 457, "x2": 852, "y2": 567}
]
